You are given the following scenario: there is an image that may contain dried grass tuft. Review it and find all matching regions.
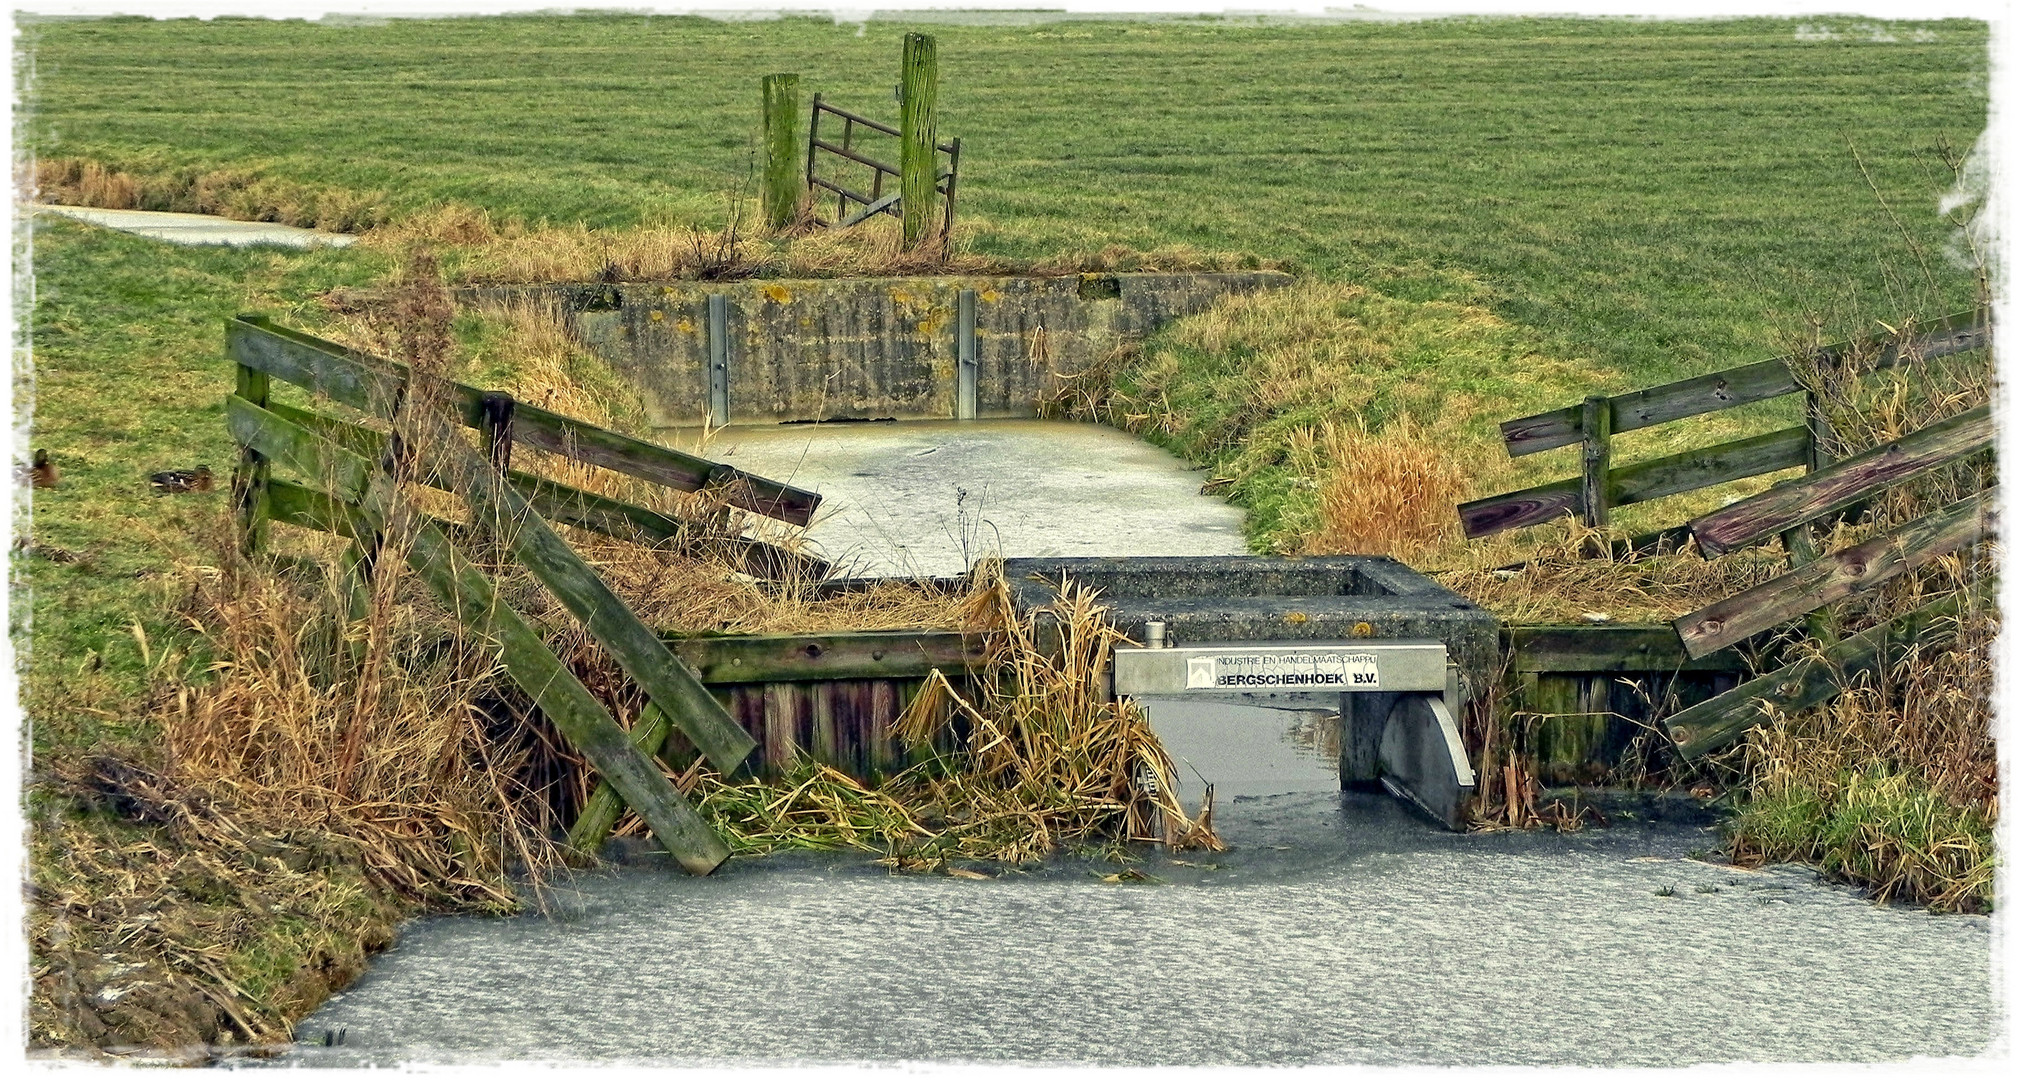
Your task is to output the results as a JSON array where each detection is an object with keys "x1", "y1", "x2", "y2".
[{"x1": 1289, "y1": 417, "x2": 1470, "y2": 560}]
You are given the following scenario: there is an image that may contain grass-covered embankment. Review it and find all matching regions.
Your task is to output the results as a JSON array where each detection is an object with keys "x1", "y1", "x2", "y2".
[{"x1": 17, "y1": 219, "x2": 433, "y2": 1051}]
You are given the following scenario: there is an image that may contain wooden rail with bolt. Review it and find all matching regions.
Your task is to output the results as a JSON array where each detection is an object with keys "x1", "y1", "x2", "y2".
[
  {"x1": 1664, "y1": 585, "x2": 1987, "y2": 759},
  {"x1": 1674, "y1": 487, "x2": 1997, "y2": 658},
  {"x1": 1496, "y1": 310, "x2": 1989, "y2": 457},
  {"x1": 1685, "y1": 404, "x2": 1994, "y2": 557},
  {"x1": 227, "y1": 315, "x2": 821, "y2": 525}
]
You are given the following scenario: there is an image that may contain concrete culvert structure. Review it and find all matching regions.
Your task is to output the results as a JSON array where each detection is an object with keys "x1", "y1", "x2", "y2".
[{"x1": 1005, "y1": 555, "x2": 1499, "y2": 829}]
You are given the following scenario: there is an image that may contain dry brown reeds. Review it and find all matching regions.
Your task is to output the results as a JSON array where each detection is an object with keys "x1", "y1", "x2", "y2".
[
  {"x1": 1289, "y1": 417, "x2": 1470, "y2": 560},
  {"x1": 1438, "y1": 523, "x2": 1788, "y2": 624},
  {"x1": 359, "y1": 200, "x2": 1276, "y2": 285},
  {"x1": 591, "y1": 563, "x2": 1220, "y2": 864},
  {"x1": 882, "y1": 562, "x2": 1221, "y2": 863}
]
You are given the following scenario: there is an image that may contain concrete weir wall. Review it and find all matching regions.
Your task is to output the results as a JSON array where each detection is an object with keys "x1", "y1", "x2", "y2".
[{"x1": 464, "y1": 272, "x2": 1289, "y2": 426}]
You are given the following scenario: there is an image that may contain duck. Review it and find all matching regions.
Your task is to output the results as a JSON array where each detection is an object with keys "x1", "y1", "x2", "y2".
[
  {"x1": 29, "y1": 449, "x2": 56, "y2": 489},
  {"x1": 148, "y1": 465, "x2": 213, "y2": 494}
]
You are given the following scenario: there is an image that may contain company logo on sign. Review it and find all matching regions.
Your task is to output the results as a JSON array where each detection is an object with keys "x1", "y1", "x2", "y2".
[
  {"x1": 1188, "y1": 652, "x2": 1380, "y2": 689},
  {"x1": 1186, "y1": 657, "x2": 1217, "y2": 688}
]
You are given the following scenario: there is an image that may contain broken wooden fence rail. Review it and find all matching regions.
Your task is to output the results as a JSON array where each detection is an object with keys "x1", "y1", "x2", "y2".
[
  {"x1": 232, "y1": 353, "x2": 762, "y2": 772},
  {"x1": 1674, "y1": 486, "x2": 1998, "y2": 658},
  {"x1": 1684, "y1": 403, "x2": 1994, "y2": 557},
  {"x1": 1664, "y1": 584, "x2": 1987, "y2": 759},
  {"x1": 261, "y1": 399, "x2": 828, "y2": 581},
  {"x1": 1460, "y1": 310, "x2": 1990, "y2": 540}
]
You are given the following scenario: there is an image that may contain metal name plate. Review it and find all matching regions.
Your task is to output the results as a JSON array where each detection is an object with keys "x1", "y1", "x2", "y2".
[{"x1": 1113, "y1": 640, "x2": 1448, "y2": 697}]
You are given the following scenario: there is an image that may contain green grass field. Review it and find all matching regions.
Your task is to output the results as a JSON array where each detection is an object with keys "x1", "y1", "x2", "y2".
[{"x1": 22, "y1": 13, "x2": 1988, "y2": 385}]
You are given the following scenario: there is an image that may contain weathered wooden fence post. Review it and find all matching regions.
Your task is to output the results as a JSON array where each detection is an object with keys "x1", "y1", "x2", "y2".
[
  {"x1": 233, "y1": 362, "x2": 271, "y2": 555},
  {"x1": 1579, "y1": 394, "x2": 1611, "y2": 529},
  {"x1": 761, "y1": 73, "x2": 802, "y2": 231},
  {"x1": 899, "y1": 32, "x2": 939, "y2": 249},
  {"x1": 1785, "y1": 387, "x2": 1839, "y2": 643}
]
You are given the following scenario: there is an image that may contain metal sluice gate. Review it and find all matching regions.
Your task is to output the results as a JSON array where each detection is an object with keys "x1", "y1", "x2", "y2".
[{"x1": 1113, "y1": 634, "x2": 1477, "y2": 829}]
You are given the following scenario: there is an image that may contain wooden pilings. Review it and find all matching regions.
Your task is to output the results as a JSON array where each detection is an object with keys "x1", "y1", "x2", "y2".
[
  {"x1": 761, "y1": 73, "x2": 803, "y2": 231},
  {"x1": 898, "y1": 32, "x2": 939, "y2": 248}
]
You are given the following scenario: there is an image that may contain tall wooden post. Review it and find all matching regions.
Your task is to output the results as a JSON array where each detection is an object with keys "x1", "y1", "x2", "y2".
[
  {"x1": 761, "y1": 73, "x2": 802, "y2": 232},
  {"x1": 899, "y1": 32, "x2": 940, "y2": 249},
  {"x1": 1579, "y1": 394, "x2": 1611, "y2": 529}
]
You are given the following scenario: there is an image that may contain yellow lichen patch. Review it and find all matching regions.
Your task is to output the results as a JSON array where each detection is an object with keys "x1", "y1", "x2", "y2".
[
  {"x1": 980, "y1": 289, "x2": 1001, "y2": 303},
  {"x1": 676, "y1": 317, "x2": 696, "y2": 334},
  {"x1": 763, "y1": 283, "x2": 794, "y2": 304},
  {"x1": 649, "y1": 309, "x2": 665, "y2": 322}
]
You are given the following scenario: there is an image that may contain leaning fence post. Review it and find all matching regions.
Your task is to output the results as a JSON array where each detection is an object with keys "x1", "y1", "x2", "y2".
[
  {"x1": 1579, "y1": 394, "x2": 1611, "y2": 530},
  {"x1": 899, "y1": 32, "x2": 940, "y2": 249},
  {"x1": 956, "y1": 288, "x2": 978, "y2": 419},
  {"x1": 761, "y1": 73, "x2": 802, "y2": 231},
  {"x1": 706, "y1": 294, "x2": 731, "y2": 426},
  {"x1": 232, "y1": 362, "x2": 271, "y2": 555}
]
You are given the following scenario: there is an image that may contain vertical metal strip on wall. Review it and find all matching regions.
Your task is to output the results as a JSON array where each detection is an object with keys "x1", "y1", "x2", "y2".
[
  {"x1": 706, "y1": 293, "x2": 731, "y2": 426},
  {"x1": 955, "y1": 288, "x2": 978, "y2": 420}
]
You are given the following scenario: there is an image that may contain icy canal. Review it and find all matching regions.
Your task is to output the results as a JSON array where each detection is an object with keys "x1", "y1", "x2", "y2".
[
  {"x1": 274, "y1": 792, "x2": 1995, "y2": 1068},
  {"x1": 264, "y1": 420, "x2": 1994, "y2": 1068},
  {"x1": 695, "y1": 419, "x2": 1249, "y2": 576}
]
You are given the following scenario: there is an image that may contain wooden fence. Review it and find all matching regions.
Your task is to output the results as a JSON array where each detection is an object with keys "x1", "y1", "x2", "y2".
[
  {"x1": 223, "y1": 315, "x2": 946, "y2": 875},
  {"x1": 1459, "y1": 309, "x2": 1989, "y2": 544},
  {"x1": 1463, "y1": 311, "x2": 1997, "y2": 769}
]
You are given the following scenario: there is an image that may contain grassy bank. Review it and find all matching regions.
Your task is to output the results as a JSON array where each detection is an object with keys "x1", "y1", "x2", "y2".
[{"x1": 17, "y1": 218, "x2": 413, "y2": 1049}]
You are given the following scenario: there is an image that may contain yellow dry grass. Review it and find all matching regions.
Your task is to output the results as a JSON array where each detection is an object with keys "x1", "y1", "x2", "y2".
[
  {"x1": 361, "y1": 201, "x2": 1272, "y2": 284},
  {"x1": 1289, "y1": 417, "x2": 1471, "y2": 561}
]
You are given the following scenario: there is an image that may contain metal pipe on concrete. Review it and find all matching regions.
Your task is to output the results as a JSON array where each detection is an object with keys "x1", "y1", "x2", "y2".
[
  {"x1": 706, "y1": 294, "x2": 730, "y2": 425},
  {"x1": 956, "y1": 288, "x2": 978, "y2": 420}
]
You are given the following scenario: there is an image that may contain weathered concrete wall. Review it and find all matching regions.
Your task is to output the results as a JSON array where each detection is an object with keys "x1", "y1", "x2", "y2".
[{"x1": 461, "y1": 272, "x2": 1289, "y2": 426}]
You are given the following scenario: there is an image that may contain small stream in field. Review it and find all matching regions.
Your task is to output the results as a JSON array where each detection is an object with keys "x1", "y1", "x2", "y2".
[{"x1": 255, "y1": 419, "x2": 1995, "y2": 1068}]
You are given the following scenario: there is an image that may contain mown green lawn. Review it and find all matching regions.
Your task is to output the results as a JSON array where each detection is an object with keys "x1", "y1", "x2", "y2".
[{"x1": 21, "y1": 13, "x2": 1988, "y2": 388}]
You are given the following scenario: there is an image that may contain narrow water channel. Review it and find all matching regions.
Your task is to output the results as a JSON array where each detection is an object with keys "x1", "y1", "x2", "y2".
[
  {"x1": 696, "y1": 419, "x2": 1248, "y2": 576},
  {"x1": 263, "y1": 419, "x2": 1996, "y2": 1068}
]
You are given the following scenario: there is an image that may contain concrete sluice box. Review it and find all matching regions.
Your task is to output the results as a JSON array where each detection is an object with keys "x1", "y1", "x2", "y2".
[{"x1": 1005, "y1": 556, "x2": 1500, "y2": 829}]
